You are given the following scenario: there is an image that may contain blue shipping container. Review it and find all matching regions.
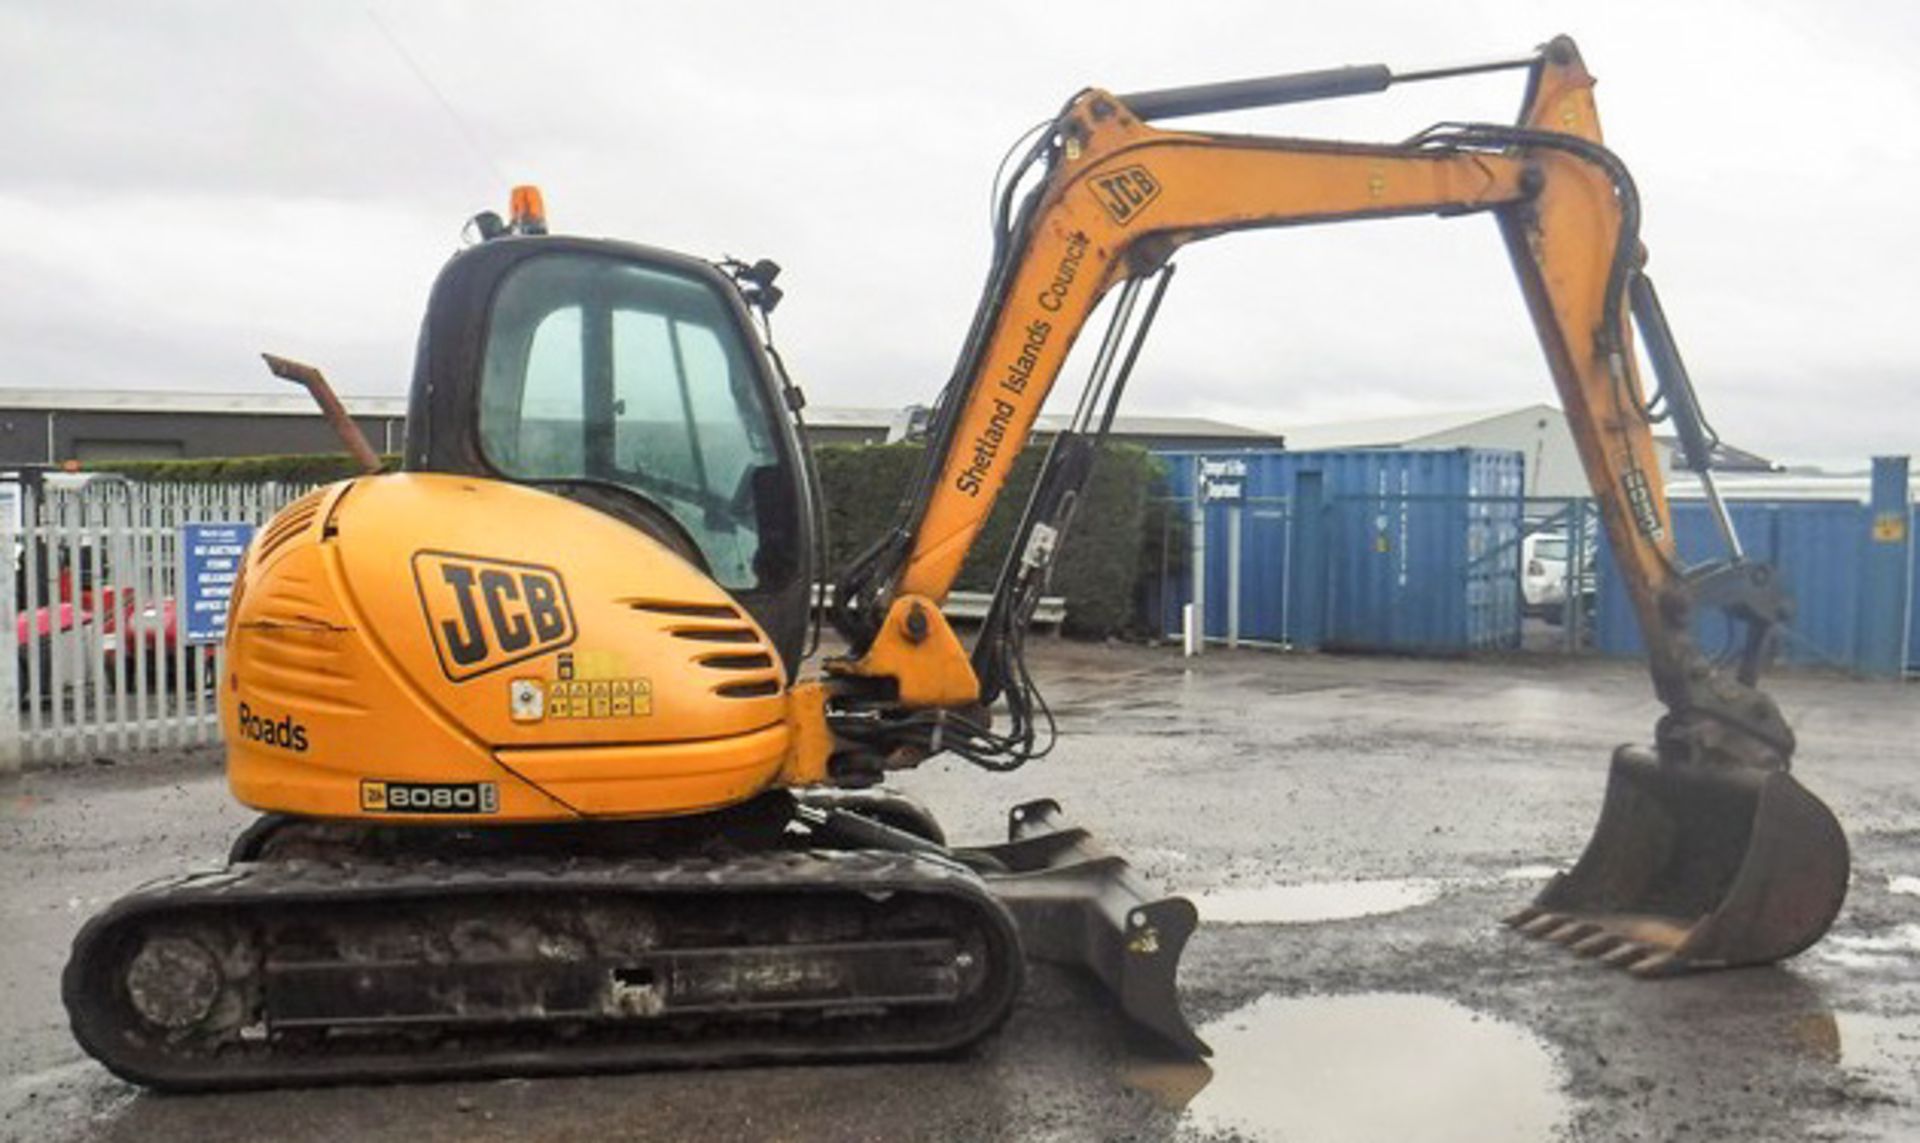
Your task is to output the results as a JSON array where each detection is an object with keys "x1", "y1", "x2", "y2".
[{"x1": 1158, "y1": 448, "x2": 1525, "y2": 654}]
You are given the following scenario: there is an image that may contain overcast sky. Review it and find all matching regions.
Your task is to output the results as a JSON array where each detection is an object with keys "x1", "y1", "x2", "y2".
[{"x1": 3, "y1": 0, "x2": 1914, "y2": 467}]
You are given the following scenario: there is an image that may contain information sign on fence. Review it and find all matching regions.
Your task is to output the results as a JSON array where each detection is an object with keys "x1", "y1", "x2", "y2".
[
  {"x1": 1198, "y1": 457, "x2": 1247, "y2": 504},
  {"x1": 182, "y1": 522, "x2": 254, "y2": 644}
]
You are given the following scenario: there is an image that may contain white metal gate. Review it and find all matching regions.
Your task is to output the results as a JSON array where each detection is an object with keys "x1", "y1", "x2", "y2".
[{"x1": 0, "y1": 478, "x2": 310, "y2": 769}]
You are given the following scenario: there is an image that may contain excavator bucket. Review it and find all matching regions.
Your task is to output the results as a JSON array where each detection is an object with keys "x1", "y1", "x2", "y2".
[
  {"x1": 965, "y1": 800, "x2": 1209, "y2": 1057},
  {"x1": 1507, "y1": 746, "x2": 1850, "y2": 975}
]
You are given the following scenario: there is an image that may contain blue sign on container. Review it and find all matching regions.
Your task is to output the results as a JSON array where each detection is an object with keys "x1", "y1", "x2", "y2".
[{"x1": 182, "y1": 522, "x2": 255, "y2": 644}]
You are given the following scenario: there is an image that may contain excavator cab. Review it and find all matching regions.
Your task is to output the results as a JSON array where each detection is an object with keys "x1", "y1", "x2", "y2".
[{"x1": 402, "y1": 228, "x2": 817, "y2": 671}]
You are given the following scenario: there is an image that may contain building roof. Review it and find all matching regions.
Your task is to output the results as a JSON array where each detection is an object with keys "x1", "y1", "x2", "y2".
[
  {"x1": 1033, "y1": 412, "x2": 1278, "y2": 440},
  {"x1": 1279, "y1": 402, "x2": 1777, "y2": 472},
  {"x1": 0, "y1": 387, "x2": 409, "y2": 417},
  {"x1": 1278, "y1": 405, "x2": 1547, "y2": 450}
]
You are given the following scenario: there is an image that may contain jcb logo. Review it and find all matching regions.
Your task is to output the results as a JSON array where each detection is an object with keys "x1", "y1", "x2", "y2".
[
  {"x1": 1090, "y1": 165, "x2": 1162, "y2": 225},
  {"x1": 412, "y1": 551, "x2": 576, "y2": 681}
]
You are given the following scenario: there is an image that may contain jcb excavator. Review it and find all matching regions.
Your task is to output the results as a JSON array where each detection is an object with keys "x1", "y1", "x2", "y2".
[{"x1": 65, "y1": 36, "x2": 1848, "y2": 1089}]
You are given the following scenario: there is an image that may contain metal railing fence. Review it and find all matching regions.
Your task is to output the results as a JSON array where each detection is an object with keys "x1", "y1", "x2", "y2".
[{"x1": 0, "y1": 479, "x2": 311, "y2": 769}]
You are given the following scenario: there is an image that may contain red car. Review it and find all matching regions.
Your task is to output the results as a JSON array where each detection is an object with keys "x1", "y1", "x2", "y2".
[{"x1": 15, "y1": 586, "x2": 213, "y2": 696}]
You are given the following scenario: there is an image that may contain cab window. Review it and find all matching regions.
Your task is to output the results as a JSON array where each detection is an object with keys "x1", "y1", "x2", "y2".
[{"x1": 478, "y1": 253, "x2": 786, "y2": 591}]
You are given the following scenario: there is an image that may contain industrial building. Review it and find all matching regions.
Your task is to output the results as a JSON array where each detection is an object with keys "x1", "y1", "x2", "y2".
[
  {"x1": 0, "y1": 389, "x2": 410, "y2": 465},
  {"x1": 801, "y1": 405, "x2": 1283, "y2": 451}
]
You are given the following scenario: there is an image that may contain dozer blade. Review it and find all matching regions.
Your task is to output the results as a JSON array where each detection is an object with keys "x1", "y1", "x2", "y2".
[
  {"x1": 1506, "y1": 746, "x2": 1849, "y2": 975},
  {"x1": 963, "y1": 799, "x2": 1209, "y2": 1057}
]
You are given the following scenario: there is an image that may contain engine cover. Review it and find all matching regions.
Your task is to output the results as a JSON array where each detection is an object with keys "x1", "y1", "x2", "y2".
[{"x1": 226, "y1": 474, "x2": 796, "y2": 822}]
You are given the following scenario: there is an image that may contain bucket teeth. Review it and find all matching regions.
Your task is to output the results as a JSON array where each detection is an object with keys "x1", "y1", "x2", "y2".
[
  {"x1": 1627, "y1": 951, "x2": 1681, "y2": 978},
  {"x1": 1520, "y1": 912, "x2": 1569, "y2": 938},
  {"x1": 1598, "y1": 941, "x2": 1654, "y2": 969},
  {"x1": 1506, "y1": 915, "x2": 1695, "y2": 976},
  {"x1": 1547, "y1": 921, "x2": 1600, "y2": 945},
  {"x1": 1570, "y1": 931, "x2": 1626, "y2": 957},
  {"x1": 1502, "y1": 906, "x2": 1545, "y2": 929}
]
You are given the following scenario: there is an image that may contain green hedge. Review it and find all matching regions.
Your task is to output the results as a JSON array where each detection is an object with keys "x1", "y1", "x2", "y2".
[
  {"x1": 88, "y1": 453, "x2": 398, "y2": 484},
  {"x1": 813, "y1": 442, "x2": 1160, "y2": 637},
  {"x1": 92, "y1": 444, "x2": 1163, "y2": 636}
]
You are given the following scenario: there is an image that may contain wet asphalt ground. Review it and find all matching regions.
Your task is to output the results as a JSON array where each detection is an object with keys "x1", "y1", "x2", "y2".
[{"x1": 2, "y1": 643, "x2": 1916, "y2": 1141}]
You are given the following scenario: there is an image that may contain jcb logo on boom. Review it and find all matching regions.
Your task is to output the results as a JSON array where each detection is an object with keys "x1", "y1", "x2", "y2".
[
  {"x1": 412, "y1": 551, "x2": 576, "y2": 681},
  {"x1": 1090, "y1": 164, "x2": 1162, "y2": 225}
]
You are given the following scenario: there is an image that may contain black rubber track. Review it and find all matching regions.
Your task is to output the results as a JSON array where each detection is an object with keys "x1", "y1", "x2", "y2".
[{"x1": 64, "y1": 849, "x2": 1024, "y2": 1092}]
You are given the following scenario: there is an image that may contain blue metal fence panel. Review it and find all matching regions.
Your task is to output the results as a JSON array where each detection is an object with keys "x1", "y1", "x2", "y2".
[
  {"x1": 1158, "y1": 450, "x2": 1274, "y2": 644},
  {"x1": 1467, "y1": 453, "x2": 1529, "y2": 647},
  {"x1": 1775, "y1": 502, "x2": 1870, "y2": 669},
  {"x1": 1240, "y1": 498, "x2": 1293, "y2": 641},
  {"x1": 1159, "y1": 452, "x2": 1297, "y2": 643},
  {"x1": 1857, "y1": 458, "x2": 1914, "y2": 677},
  {"x1": 1593, "y1": 499, "x2": 1872, "y2": 668},
  {"x1": 1188, "y1": 497, "x2": 1293, "y2": 643},
  {"x1": 1911, "y1": 504, "x2": 1919, "y2": 672}
]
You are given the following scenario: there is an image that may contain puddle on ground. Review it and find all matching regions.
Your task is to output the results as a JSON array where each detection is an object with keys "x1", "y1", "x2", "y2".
[
  {"x1": 1190, "y1": 878, "x2": 1442, "y2": 924},
  {"x1": 1834, "y1": 1012, "x2": 1920, "y2": 1082},
  {"x1": 1124, "y1": 993, "x2": 1569, "y2": 1142},
  {"x1": 1789, "y1": 1008, "x2": 1920, "y2": 1093},
  {"x1": 1816, "y1": 924, "x2": 1920, "y2": 970},
  {"x1": 1889, "y1": 875, "x2": 1920, "y2": 897}
]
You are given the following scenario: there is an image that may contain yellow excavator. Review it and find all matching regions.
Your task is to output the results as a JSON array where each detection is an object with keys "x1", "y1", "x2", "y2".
[{"x1": 65, "y1": 35, "x2": 1848, "y2": 1089}]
